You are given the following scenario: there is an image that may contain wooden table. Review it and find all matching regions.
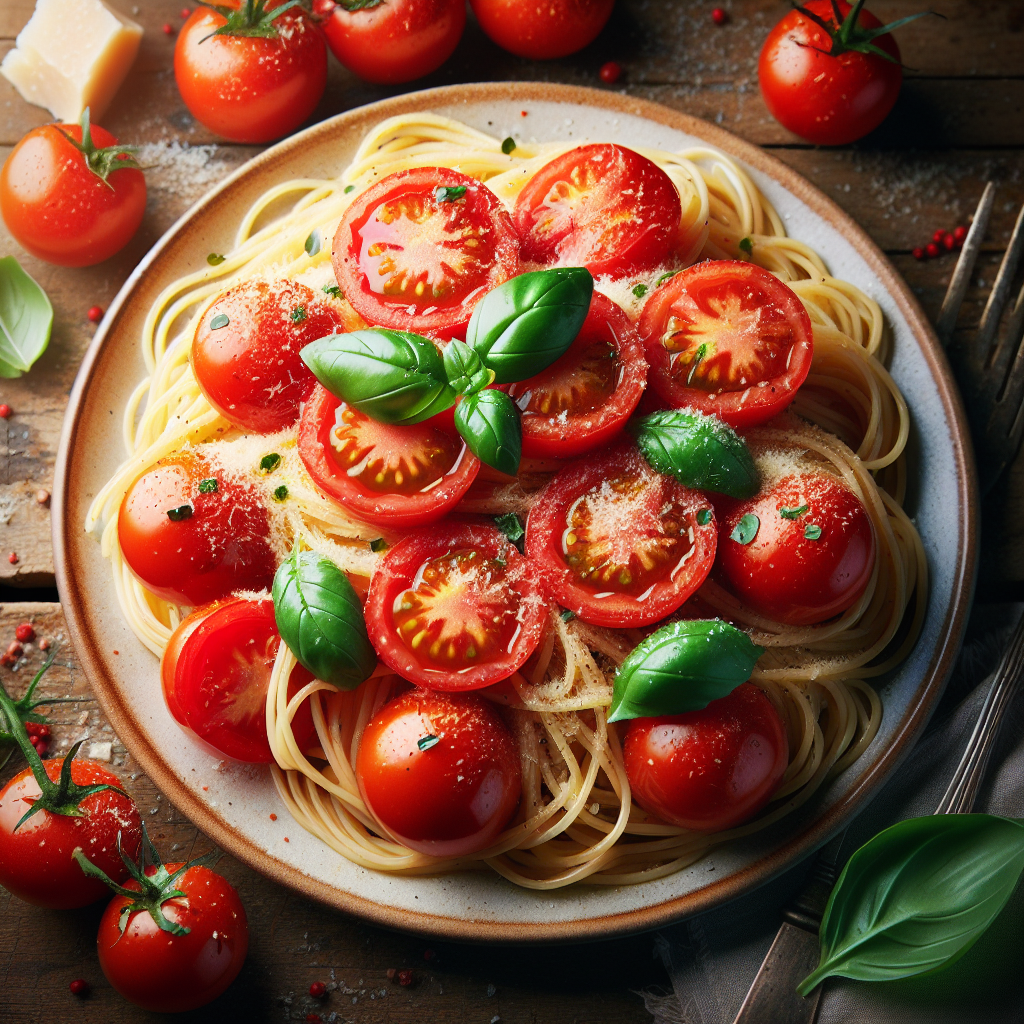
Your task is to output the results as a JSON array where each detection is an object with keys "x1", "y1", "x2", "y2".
[{"x1": 1, "y1": 1, "x2": 1021, "y2": 1020}]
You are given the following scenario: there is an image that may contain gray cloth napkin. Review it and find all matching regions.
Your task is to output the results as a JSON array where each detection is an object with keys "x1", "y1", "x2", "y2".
[{"x1": 645, "y1": 603, "x2": 1024, "y2": 1024}]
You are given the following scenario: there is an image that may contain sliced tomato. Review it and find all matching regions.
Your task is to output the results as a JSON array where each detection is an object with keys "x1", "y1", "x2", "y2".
[
  {"x1": 639, "y1": 260, "x2": 813, "y2": 428},
  {"x1": 513, "y1": 144, "x2": 681, "y2": 278},
  {"x1": 298, "y1": 384, "x2": 480, "y2": 529},
  {"x1": 333, "y1": 167, "x2": 519, "y2": 338},
  {"x1": 169, "y1": 598, "x2": 315, "y2": 763},
  {"x1": 526, "y1": 446, "x2": 717, "y2": 628},
  {"x1": 508, "y1": 292, "x2": 647, "y2": 458},
  {"x1": 364, "y1": 521, "x2": 546, "y2": 690}
]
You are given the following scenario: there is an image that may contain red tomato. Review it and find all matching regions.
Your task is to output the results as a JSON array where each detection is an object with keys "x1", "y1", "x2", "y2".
[
  {"x1": 758, "y1": 1, "x2": 902, "y2": 146},
  {"x1": 174, "y1": 1, "x2": 327, "y2": 144},
  {"x1": 508, "y1": 292, "x2": 648, "y2": 458},
  {"x1": 97, "y1": 862, "x2": 248, "y2": 1012},
  {"x1": 513, "y1": 144, "x2": 681, "y2": 278},
  {"x1": 715, "y1": 472, "x2": 875, "y2": 626},
  {"x1": 356, "y1": 688, "x2": 521, "y2": 856},
  {"x1": 334, "y1": 167, "x2": 519, "y2": 338},
  {"x1": 118, "y1": 450, "x2": 276, "y2": 606},
  {"x1": 623, "y1": 683, "x2": 788, "y2": 832},
  {"x1": 161, "y1": 603, "x2": 219, "y2": 726},
  {"x1": 166, "y1": 598, "x2": 316, "y2": 763},
  {"x1": 639, "y1": 261, "x2": 814, "y2": 428},
  {"x1": 298, "y1": 384, "x2": 480, "y2": 529},
  {"x1": 364, "y1": 521, "x2": 547, "y2": 690},
  {"x1": 0, "y1": 759, "x2": 141, "y2": 908},
  {"x1": 192, "y1": 279, "x2": 341, "y2": 433},
  {"x1": 323, "y1": 0, "x2": 465, "y2": 84},
  {"x1": 526, "y1": 446, "x2": 717, "y2": 628},
  {"x1": 0, "y1": 121, "x2": 145, "y2": 267},
  {"x1": 469, "y1": 0, "x2": 614, "y2": 59}
]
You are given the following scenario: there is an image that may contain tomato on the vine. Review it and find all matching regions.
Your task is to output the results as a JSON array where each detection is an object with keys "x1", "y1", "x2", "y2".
[
  {"x1": 356, "y1": 688, "x2": 521, "y2": 856},
  {"x1": 322, "y1": 0, "x2": 465, "y2": 84},
  {"x1": 174, "y1": 0, "x2": 328, "y2": 144},
  {"x1": 469, "y1": 0, "x2": 614, "y2": 60}
]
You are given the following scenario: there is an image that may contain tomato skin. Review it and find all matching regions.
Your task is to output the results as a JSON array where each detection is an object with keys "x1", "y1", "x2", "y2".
[
  {"x1": 97, "y1": 863, "x2": 248, "y2": 1013},
  {"x1": 715, "y1": 472, "x2": 875, "y2": 626},
  {"x1": 639, "y1": 261, "x2": 814, "y2": 429},
  {"x1": 526, "y1": 446, "x2": 718, "y2": 628},
  {"x1": 356, "y1": 688, "x2": 521, "y2": 857},
  {"x1": 324, "y1": 0, "x2": 465, "y2": 84},
  {"x1": 298, "y1": 384, "x2": 480, "y2": 529},
  {"x1": 118, "y1": 450, "x2": 276, "y2": 606},
  {"x1": 624, "y1": 683, "x2": 788, "y2": 832},
  {"x1": 0, "y1": 760, "x2": 141, "y2": 908},
  {"x1": 192, "y1": 279, "x2": 341, "y2": 433},
  {"x1": 334, "y1": 167, "x2": 519, "y2": 339},
  {"x1": 365, "y1": 521, "x2": 546, "y2": 691},
  {"x1": 514, "y1": 144, "x2": 681, "y2": 279},
  {"x1": 469, "y1": 0, "x2": 614, "y2": 59},
  {"x1": 509, "y1": 292, "x2": 648, "y2": 459},
  {"x1": 174, "y1": 3, "x2": 327, "y2": 144},
  {"x1": 0, "y1": 123, "x2": 145, "y2": 267},
  {"x1": 758, "y1": 1, "x2": 902, "y2": 146}
]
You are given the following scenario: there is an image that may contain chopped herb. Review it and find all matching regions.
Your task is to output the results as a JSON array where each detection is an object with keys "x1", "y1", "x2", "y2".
[
  {"x1": 322, "y1": 284, "x2": 341, "y2": 298},
  {"x1": 290, "y1": 305, "x2": 307, "y2": 323},
  {"x1": 435, "y1": 185, "x2": 468, "y2": 203},
  {"x1": 731, "y1": 513, "x2": 760, "y2": 545},
  {"x1": 273, "y1": 485, "x2": 289, "y2": 501},
  {"x1": 804, "y1": 523, "x2": 823, "y2": 540},
  {"x1": 493, "y1": 556, "x2": 507, "y2": 568},
  {"x1": 655, "y1": 270, "x2": 680, "y2": 287},
  {"x1": 417, "y1": 734, "x2": 439, "y2": 751},
  {"x1": 739, "y1": 236, "x2": 753, "y2": 254},
  {"x1": 780, "y1": 504, "x2": 810, "y2": 519},
  {"x1": 696, "y1": 508, "x2": 712, "y2": 526},
  {"x1": 686, "y1": 342, "x2": 708, "y2": 386},
  {"x1": 369, "y1": 538, "x2": 388, "y2": 553},
  {"x1": 206, "y1": 253, "x2": 226, "y2": 266},
  {"x1": 560, "y1": 609, "x2": 576, "y2": 623},
  {"x1": 304, "y1": 229, "x2": 321, "y2": 257},
  {"x1": 198, "y1": 478, "x2": 218, "y2": 494},
  {"x1": 494, "y1": 512, "x2": 525, "y2": 545},
  {"x1": 501, "y1": 137, "x2": 516, "y2": 155},
  {"x1": 344, "y1": 184, "x2": 355, "y2": 193},
  {"x1": 632, "y1": 283, "x2": 648, "y2": 299},
  {"x1": 166, "y1": 504, "x2": 193, "y2": 522},
  {"x1": 260, "y1": 453, "x2": 282, "y2": 472},
  {"x1": 210, "y1": 313, "x2": 230, "y2": 330}
]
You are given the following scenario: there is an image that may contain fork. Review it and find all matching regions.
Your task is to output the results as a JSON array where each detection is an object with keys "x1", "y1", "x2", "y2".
[{"x1": 731, "y1": 184, "x2": 1024, "y2": 1024}]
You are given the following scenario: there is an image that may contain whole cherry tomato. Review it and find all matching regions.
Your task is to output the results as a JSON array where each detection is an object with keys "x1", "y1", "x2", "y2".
[{"x1": 470, "y1": 0, "x2": 614, "y2": 60}]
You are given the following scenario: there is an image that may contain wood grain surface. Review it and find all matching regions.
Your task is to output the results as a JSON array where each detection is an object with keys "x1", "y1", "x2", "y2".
[{"x1": 0, "y1": 0, "x2": 1021, "y2": 1020}]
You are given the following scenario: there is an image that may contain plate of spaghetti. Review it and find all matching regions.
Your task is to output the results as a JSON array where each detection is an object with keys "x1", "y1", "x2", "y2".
[{"x1": 54, "y1": 84, "x2": 976, "y2": 941}]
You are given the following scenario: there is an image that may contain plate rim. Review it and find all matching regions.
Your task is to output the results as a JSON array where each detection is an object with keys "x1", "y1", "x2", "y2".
[{"x1": 53, "y1": 81, "x2": 979, "y2": 943}]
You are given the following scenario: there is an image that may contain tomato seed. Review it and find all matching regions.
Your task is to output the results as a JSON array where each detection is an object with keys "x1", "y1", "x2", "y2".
[
  {"x1": 69, "y1": 979, "x2": 89, "y2": 996},
  {"x1": 599, "y1": 61, "x2": 622, "y2": 84},
  {"x1": 309, "y1": 981, "x2": 327, "y2": 998},
  {"x1": 87, "y1": 305, "x2": 104, "y2": 323},
  {"x1": 15, "y1": 623, "x2": 34, "y2": 642},
  {"x1": 712, "y1": 8, "x2": 728, "y2": 25},
  {"x1": 0, "y1": 405, "x2": 11, "y2": 419}
]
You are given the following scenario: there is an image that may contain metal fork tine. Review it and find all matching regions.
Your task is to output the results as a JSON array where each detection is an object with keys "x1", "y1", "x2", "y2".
[
  {"x1": 936, "y1": 181, "x2": 995, "y2": 347},
  {"x1": 998, "y1": 281, "x2": 1024, "y2": 414},
  {"x1": 979, "y1": 201, "x2": 1024, "y2": 376}
]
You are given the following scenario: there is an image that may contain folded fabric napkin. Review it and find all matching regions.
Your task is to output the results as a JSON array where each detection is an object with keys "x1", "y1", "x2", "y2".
[{"x1": 645, "y1": 603, "x2": 1024, "y2": 1024}]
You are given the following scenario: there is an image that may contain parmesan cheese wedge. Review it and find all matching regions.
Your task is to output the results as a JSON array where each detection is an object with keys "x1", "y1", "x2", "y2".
[{"x1": 1, "y1": 0, "x2": 143, "y2": 124}]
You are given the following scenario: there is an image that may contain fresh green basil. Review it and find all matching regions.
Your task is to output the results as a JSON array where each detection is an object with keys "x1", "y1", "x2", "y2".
[
  {"x1": 804, "y1": 523, "x2": 822, "y2": 540},
  {"x1": 207, "y1": 253, "x2": 226, "y2": 266},
  {"x1": 304, "y1": 229, "x2": 321, "y2": 256},
  {"x1": 798, "y1": 814, "x2": 1024, "y2": 995},
  {"x1": 779, "y1": 504, "x2": 809, "y2": 519},
  {"x1": 739, "y1": 236, "x2": 753, "y2": 254},
  {"x1": 632, "y1": 283, "x2": 648, "y2": 298},
  {"x1": 0, "y1": 256, "x2": 53, "y2": 378},
  {"x1": 501, "y1": 137, "x2": 516, "y2": 155},
  {"x1": 435, "y1": 185, "x2": 467, "y2": 203},
  {"x1": 272, "y1": 547, "x2": 376, "y2": 690},
  {"x1": 631, "y1": 409, "x2": 759, "y2": 499},
  {"x1": 732, "y1": 513, "x2": 760, "y2": 544},
  {"x1": 465, "y1": 268, "x2": 593, "y2": 384},
  {"x1": 454, "y1": 389, "x2": 521, "y2": 476},
  {"x1": 198, "y1": 478, "x2": 218, "y2": 494},
  {"x1": 302, "y1": 330, "x2": 457, "y2": 425},
  {"x1": 369, "y1": 538, "x2": 388, "y2": 553},
  {"x1": 417, "y1": 734, "x2": 440, "y2": 751},
  {"x1": 210, "y1": 313, "x2": 229, "y2": 330},
  {"x1": 260, "y1": 453, "x2": 281, "y2": 472},
  {"x1": 607, "y1": 619, "x2": 763, "y2": 723},
  {"x1": 443, "y1": 340, "x2": 494, "y2": 396},
  {"x1": 494, "y1": 512, "x2": 525, "y2": 546}
]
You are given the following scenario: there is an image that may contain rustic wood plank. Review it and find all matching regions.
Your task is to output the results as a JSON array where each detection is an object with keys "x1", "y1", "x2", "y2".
[{"x1": 0, "y1": 604, "x2": 664, "y2": 1023}]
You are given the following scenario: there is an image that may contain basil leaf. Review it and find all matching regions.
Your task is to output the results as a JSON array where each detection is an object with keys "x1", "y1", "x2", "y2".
[
  {"x1": 632, "y1": 409, "x2": 759, "y2": 499},
  {"x1": 272, "y1": 547, "x2": 376, "y2": 690},
  {"x1": 0, "y1": 256, "x2": 53, "y2": 378},
  {"x1": 465, "y1": 268, "x2": 593, "y2": 384},
  {"x1": 779, "y1": 504, "x2": 809, "y2": 519},
  {"x1": 304, "y1": 229, "x2": 321, "y2": 256},
  {"x1": 454, "y1": 389, "x2": 521, "y2": 476},
  {"x1": 302, "y1": 330, "x2": 457, "y2": 425},
  {"x1": 804, "y1": 523, "x2": 822, "y2": 540},
  {"x1": 443, "y1": 340, "x2": 493, "y2": 396},
  {"x1": 435, "y1": 185, "x2": 467, "y2": 203},
  {"x1": 798, "y1": 814, "x2": 1024, "y2": 995},
  {"x1": 494, "y1": 511, "x2": 525, "y2": 546},
  {"x1": 731, "y1": 513, "x2": 760, "y2": 544},
  {"x1": 608, "y1": 619, "x2": 763, "y2": 723}
]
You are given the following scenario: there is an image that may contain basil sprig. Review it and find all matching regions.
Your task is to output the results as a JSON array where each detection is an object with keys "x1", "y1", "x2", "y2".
[
  {"x1": 272, "y1": 546, "x2": 376, "y2": 689},
  {"x1": 455, "y1": 390, "x2": 521, "y2": 476},
  {"x1": 798, "y1": 814, "x2": 1024, "y2": 994},
  {"x1": 632, "y1": 409, "x2": 759, "y2": 499},
  {"x1": 608, "y1": 619, "x2": 763, "y2": 723},
  {"x1": 443, "y1": 340, "x2": 493, "y2": 397}
]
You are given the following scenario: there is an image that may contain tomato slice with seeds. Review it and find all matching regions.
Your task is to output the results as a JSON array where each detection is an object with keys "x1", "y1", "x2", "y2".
[
  {"x1": 508, "y1": 291, "x2": 647, "y2": 458},
  {"x1": 364, "y1": 521, "x2": 546, "y2": 691},
  {"x1": 640, "y1": 260, "x2": 813, "y2": 428},
  {"x1": 298, "y1": 384, "x2": 480, "y2": 529},
  {"x1": 333, "y1": 167, "x2": 519, "y2": 338},
  {"x1": 526, "y1": 447, "x2": 717, "y2": 628},
  {"x1": 513, "y1": 144, "x2": 681, "y2": 278}
]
